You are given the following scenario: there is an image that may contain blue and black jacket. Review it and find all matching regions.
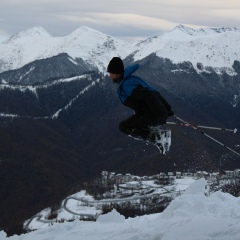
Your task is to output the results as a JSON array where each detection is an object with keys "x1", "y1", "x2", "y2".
[{"x1": 117, "y1": 64, "x2": 173, "y2": 123}]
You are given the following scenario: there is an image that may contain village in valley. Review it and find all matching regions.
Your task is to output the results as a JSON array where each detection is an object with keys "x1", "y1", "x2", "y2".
[
  {"x1": 101, "y1": 169, "x2": 240, "y2": 187},
  {"x1": 24, "y1": 169, "x2": 240, "y2": 231}
]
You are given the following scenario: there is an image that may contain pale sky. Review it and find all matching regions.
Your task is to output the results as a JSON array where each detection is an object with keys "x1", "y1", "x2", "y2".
[{"x1": 0, "y1": 0, "x2": 240, "y2": 41}]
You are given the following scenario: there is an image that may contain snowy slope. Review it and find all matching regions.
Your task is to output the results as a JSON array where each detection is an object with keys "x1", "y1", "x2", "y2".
[
  {"x1": 24, "y1": 177, "x2": 196, "y2": 231},
  {"x1": 1, "y1": 179, "x2": 240, "y2": 240},
  {"x1": 133, "y1": 25, "x2": 240, "y2": 74},
  {"x1": 0, "y1": 73, "x2": 99, "y2": 119},
  {"x1": 0, "y1": 26, "x2": 137, "y2": 73}
]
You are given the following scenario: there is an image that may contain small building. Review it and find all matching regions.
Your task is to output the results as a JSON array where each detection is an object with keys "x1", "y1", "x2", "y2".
[
  {"x1": 132, "y1": 176, "x2": 141, "y2": 182},
  {"x1": 116, "y1": 174, "x2": 124, "y2": 184},
  {"x1": 225, "y1": 171, "x2": 234, "y2": 178},
  {"x1": 234, "y1": 169, "x2": 240, "y2": 177},
  {"x1": 211, "y1": 172, "x2": 220, "y2": 177},
  {"x1": 183, "y1": 172, "x2": 193, "y2": 177},
  {"x1": 102, "y1": 171, "x2": 108, "y2": 180},
  {"x1": 159, "y1": 172, "x2": 166, "y2": 177},
  {"x1": 126, "y1": 181, "x2": 141, "y2": 189},
  {"x1": 124, "y1": 173, "x2": 132, "y2": 183},
  {"x1": 176, "y1": 172, "x2": 182, "y2": 179}
]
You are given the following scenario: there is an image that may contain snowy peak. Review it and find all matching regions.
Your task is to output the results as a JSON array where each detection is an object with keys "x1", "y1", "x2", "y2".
[
  {"x1": 132, "y1": 24, "x2": 240, "y2": 74},
  {"x1": 172, "y1": 24, "x2": 199, "y2": 36},
  {"x1": 0, "y1": 26, "x2": 136, "y2": 73},
  {"x1": 63, "y1": 26, "x2": 136, "y2": 71},
  {"x1": 5, "y1": 27, "x2": 52, "y2": 44},
  {"x1": 68, "y1": 26, "x2": 105, "y2": 37},
  {"x1": 21, "y1": 26, "x2": 51, "y2": 37},
  {"x1": 134, "y1": 25, "x2": 240, "y2": 47},
  {"x1": 64, "y1": 25, "x2": 131, "y2": 52}
]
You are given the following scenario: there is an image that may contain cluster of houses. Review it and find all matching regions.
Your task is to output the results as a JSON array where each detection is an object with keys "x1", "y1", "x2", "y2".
[{"x1": 101, "y1": 169, "x2": 240, "y2": 188}]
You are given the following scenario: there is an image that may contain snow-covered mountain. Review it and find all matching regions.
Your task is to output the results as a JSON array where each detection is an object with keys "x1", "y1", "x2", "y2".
[
  {"x1": 133, "y1": 25, "x2": 240, "y2": 75},
  {"x1": 1, "y1": 25, "x2": 240, "y2": 76},
  {"x1": 0, "y1": 26, "x2": 137, "y2": 73}
]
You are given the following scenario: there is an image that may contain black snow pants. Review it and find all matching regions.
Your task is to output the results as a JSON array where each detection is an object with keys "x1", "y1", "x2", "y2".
[{"x1": 119, "y1": 114, "x2": 164, "y2": 142}]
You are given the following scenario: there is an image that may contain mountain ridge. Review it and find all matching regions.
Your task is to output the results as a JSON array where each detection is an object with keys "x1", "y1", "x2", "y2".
[
  {"x1": 1, "y1": 25, "x2": 240, "y2": 76},
  {"x1": 172, "y1": 24, "x2": 240, "y2": 36},
  {"x1": 132, "y1": 25, "x2": 240, "y2": 74},
  {"x1": 0, "y1": 26, "x2": 135, "y2": 74}
]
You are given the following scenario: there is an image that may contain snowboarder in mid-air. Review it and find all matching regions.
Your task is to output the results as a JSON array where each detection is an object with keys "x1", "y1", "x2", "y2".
[{"x1": 107, "y1": 57, "x2": 174, "y2": 154}]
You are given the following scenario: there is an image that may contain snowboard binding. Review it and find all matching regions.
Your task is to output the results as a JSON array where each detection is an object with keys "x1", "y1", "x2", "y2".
[
  {"x1": 154, "y1": 129, "x2": 171, "y2": 154},
  {"x1": 127, "y1": 127, "x2": 171, "y2": 155},
  {"x1": 149, "y1": 127, "x2": 171, "y2": 154}
]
